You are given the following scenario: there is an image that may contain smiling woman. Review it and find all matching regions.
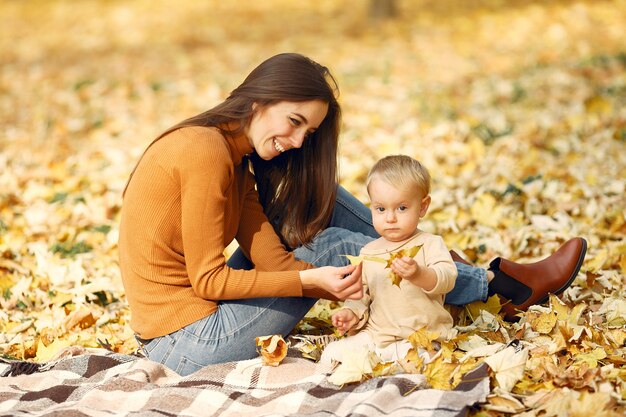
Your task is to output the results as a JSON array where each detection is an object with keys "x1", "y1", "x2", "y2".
[{"x1": 118, "y1": 53, "x2": 372, "y2": 375}]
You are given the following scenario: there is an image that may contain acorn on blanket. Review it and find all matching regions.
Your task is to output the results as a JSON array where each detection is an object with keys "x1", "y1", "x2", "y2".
[{"x1": 255, "y1": 335, "x2": 288, "y2": 366}]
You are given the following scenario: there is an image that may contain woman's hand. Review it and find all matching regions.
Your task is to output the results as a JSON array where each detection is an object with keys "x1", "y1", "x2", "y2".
[
  {"x1": 332, "y1": 308, "x2": 358, "y2": 334},
  {"x1": 300, "y1": 263, "x2": 363, "y2": 300}
]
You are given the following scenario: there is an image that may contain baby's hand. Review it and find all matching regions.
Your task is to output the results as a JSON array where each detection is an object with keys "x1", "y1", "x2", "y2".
[
  {"x1": 391, "y1": 256, "x2": 420, "y2": 281},
  {"x1": 331, "y1": 309, "x2": 358, "y2": 334}
]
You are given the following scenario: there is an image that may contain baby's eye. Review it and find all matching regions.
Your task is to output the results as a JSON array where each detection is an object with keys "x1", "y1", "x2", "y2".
[
  {"x1": 375, "y1": 207, "x2": 385, "y2": 213},
  {"x1": 398, "y1": 205, "x2": 408, "y2": 212}
]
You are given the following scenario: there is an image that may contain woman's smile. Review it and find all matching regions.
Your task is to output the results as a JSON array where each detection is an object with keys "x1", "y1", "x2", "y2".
[{"x1": 273, "y1": 138, "x2": 286, "y2": 153}]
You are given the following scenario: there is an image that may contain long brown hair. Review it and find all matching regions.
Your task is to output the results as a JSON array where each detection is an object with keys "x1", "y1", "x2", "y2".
[{"x1": 125, "y1": 53, "x2": 341, "y2": 248}]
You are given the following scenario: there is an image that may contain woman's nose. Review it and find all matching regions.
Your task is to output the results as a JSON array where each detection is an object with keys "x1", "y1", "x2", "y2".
[{"x1": 289, "y1": 130, "x2": 306, "y2": 148}]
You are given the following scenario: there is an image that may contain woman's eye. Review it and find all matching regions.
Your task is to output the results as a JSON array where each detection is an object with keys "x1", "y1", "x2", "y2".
[{"x1": 289, "y1": 117, "x2": 301, "y2": 126}]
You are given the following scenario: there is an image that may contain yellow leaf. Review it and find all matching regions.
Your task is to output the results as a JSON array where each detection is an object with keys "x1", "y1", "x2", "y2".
[
  {"x1": 584, "y1": 95, "x2": 612, "y2": 115},
  {"x1": 64, "y1": 308, "x2": 98, "y2": 330},
  {"x1": 327, "y1": 348, "x2": 379, "y2": 386},
  {"x1": 400, "y1": 348, "x2": 425, "y2": 373},
  {"x1": 530, "y1": 311, "x2": 557, "y2": 334},
  {"x1": 569, "y1": 391, "x2": 612, "y2": 417},
  {"x1": 585, "y1": 249, "x2": 608, "y2": 272},
  {"x1": 371, "y1": 360, "x2": 397, "y2": 378},
  {"x1": 423, "y1": 356, "x2": 457, "y2": 390},
  {"x1": 483, "y1": 346, "x2": 529, "y2": 392},
  {"x1": 606, "y1": 329, "x2": 626, "y2": 347},
  {"x1": 484, "y1": 393, "x2": 525, "y2": 414},
  {"x1": 342, "y1": 254, "x2": 364, "y2": 266},
  {"x1": 341, "y1": 254, "x2": 387, "y2": 265},
  {"x1": 408, "y1": 327, "x2": 439, "y2": 351},
  {"x1": 574, "y1": 347, "x2": 607, "y2": 368},
  {"x1": 35, "y1": 337, "x2": 72, "y2": 362},
  {"x1": 470, "y1": 193, "x2": 502, "y2": 228},
  {"x1": 549, "y1": 294, "x2": 569, "y2": 320},
  {"x1": 387, "y1": 271, "x2": 403, "y2": 287},
  {"x1": 569, "y1": 303, "x2": 587, "y2": 325},
  {"x1": 385, "y1": 244, "x2": 423, "y2": 287},
  {"x1": 451, "y1": 358, "x2": 480, "y2": 387},
  {"x1": 255, "y1": 334, "x2": 288, "y2": 367},
  {"x1": 466, "y1": 295, "x2": 503, "y2": 319}
]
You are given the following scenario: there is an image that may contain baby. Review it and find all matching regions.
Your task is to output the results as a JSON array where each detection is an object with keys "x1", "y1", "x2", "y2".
[{"x1": 320, "y1": 155, "x2": 458, "y2": 364}]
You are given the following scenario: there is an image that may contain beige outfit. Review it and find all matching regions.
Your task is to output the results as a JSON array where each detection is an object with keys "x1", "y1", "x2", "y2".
[{"x1": 321, "y1": 230, "x2": 457, "y2": 364}]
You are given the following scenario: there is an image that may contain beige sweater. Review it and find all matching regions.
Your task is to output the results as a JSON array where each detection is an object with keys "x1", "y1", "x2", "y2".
[
  {"x1": 119, "y1": 126, "x2": 309, "y2": 339},
  {"x1": 344, "y1": 230, "x2": 458, "y2": 345}
]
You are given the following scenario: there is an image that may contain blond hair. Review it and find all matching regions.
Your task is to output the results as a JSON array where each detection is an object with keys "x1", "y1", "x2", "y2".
[{"x1": 366, "y1": 155, "x2": 431, "y2": 196}]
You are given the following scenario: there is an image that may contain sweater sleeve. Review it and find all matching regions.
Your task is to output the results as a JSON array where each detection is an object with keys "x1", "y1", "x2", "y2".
[
  {"x1": 420, "y1": 235, "x2": 458, "y2": 296},
  {"x1": 178, "y1": 132, "x2": 303, "y2": 300}
]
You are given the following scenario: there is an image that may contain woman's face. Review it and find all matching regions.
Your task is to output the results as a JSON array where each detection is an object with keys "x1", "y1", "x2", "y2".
[{"x1": 246, "y1": 100, "x2": 329, "y2": 160}]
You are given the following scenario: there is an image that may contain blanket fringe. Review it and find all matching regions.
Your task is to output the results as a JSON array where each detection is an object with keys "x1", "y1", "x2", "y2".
[{"x1": 2, "y1": 361, "x2": 43, "y2": 377}]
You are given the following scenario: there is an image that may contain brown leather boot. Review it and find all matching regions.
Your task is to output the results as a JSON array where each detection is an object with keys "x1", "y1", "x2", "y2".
[
  {"x1": 449, "y1": 238, "x2": 588, "y2": 321},
  {"x1": 488, "y1": 237, "x2": 587, "y2": 321}
]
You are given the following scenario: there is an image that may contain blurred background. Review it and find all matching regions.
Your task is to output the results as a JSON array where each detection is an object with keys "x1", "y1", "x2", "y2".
[{"x1": 0, "y1": 0, "x2": 625, "y2": 358}]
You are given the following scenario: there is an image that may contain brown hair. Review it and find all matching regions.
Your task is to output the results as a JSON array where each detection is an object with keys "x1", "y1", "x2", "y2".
[
  {"x1": 125, "y1": 53, "x2": 341, "y2": 248},
  {"x1": 366, "y1": 155, "x2": 431, "y2": 197}
]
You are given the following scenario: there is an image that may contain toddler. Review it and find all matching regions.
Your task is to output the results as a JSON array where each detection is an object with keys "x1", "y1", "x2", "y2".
[{"x1": 320, "y1": 155, "x2": 457, "y2": 364}]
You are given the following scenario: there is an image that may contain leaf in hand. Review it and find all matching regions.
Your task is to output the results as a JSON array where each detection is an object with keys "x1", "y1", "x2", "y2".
[
  {"x1": 341, "y1": 254, "x2": 386, "y2": 266},
  {"x1": 255, "y1": 334, "x2": 288, "y2": 367},
  {"x1": 385, "y1": 244, "x2": 423, "y2": 287}
]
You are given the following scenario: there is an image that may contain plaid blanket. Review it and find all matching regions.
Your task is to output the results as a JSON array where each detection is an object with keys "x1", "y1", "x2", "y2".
[{"x1": 0, "y1": 347, "x2": 488, "y2": 417}]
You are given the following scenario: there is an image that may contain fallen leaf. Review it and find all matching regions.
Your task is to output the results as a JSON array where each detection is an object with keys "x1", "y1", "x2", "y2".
[
  {"x1": 255, "y1": 334, "x2": 288, "y2": 367},
  {"x1": 327, "y1": 348, "x2": 379, "y2": 386},
  {"x1": 407, "y1": 327, "x2": 439, "y2": 351},
  {"x1": 483, "y1": 345, "x2": 529, "y2": 392},
  {"x1": 34, "y1": 337, "x2": 72, "y2": 362}
]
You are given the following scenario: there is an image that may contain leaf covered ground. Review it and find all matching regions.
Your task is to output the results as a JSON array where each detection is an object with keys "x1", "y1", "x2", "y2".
[{"x1": 1, "y1": 0, "x2": 625, "y2": 415}]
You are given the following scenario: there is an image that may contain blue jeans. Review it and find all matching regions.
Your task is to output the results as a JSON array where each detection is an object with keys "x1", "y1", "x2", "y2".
[{"x1": 142, "y1": 186, "x2": 488, "y2": 375}]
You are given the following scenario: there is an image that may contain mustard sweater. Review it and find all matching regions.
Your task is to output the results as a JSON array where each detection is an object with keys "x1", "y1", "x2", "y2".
[{"x1": 119, "y1": 126, "x2": 309, "y2": 339}]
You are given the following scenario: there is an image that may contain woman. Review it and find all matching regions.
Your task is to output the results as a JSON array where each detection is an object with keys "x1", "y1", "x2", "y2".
[{"x1": 119, "y1": 53, "x2": 587, "y2": 376}]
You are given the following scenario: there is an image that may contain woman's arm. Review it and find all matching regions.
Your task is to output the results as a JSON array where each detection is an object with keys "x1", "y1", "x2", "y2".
[{"x1": 179, "y1": 130, "x2": 303, "y2": 300}]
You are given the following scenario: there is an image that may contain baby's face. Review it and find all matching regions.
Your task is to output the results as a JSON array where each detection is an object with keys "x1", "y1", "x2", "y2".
[{"x1": 368, "y1": 177, "x2": 430, "y2": 242}]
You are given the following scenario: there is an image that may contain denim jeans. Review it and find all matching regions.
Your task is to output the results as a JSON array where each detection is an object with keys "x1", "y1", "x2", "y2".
[{"x1": 142, "y1": 186, "x2": 488, "y2": 375}]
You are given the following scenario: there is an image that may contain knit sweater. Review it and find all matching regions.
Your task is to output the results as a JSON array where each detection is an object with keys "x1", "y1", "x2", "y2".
[
  {"x1": 343, "y1": 230, "x2": 458, "y2": 345},
  {"x1": 119, "y1": 126, "x2": 310, "y2": 339}
]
